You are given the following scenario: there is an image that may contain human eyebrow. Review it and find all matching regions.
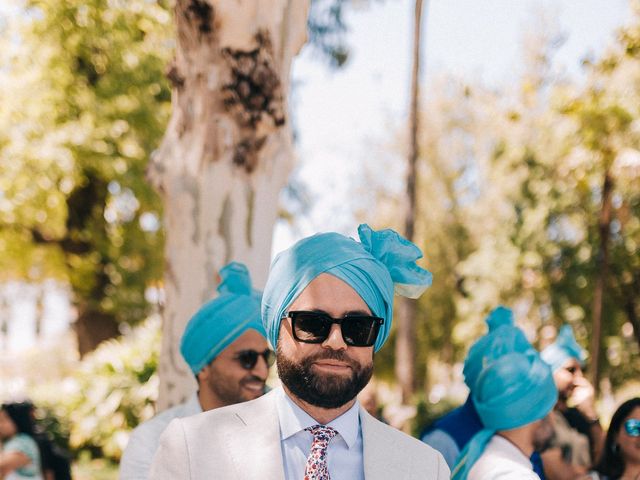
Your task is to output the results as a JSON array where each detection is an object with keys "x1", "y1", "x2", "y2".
[
  {"x1": 343, "y1": 309, "x2": 374, "y2": 317},
  {"x1": 306, "y1": 309, "x2": 373, "y2": 317}
]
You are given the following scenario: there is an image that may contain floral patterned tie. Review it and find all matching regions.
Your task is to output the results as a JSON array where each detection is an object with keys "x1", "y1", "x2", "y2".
[{"x1": 304, "y1": 424, "x2": 339, "y2": 480}]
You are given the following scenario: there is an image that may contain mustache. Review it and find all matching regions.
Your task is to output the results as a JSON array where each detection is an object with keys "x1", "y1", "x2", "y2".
[
  {"x1": 303, "y1": 350, "x2": 360, "y2": 369},
  {"x1": 241, "y1": 375, "x2": 266, "y2": 384}
]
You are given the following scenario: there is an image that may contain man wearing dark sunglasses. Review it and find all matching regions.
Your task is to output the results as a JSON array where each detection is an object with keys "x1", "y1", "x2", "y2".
[
  {"x1": 151, "y1": 224, "x2": 449, "y2": 479},
  {"x1": 540, "y1": 325, "x2": 606, "y2": 480},
  {"x1": 120, "y1": 262, "x2": 272, "y2": 480}
]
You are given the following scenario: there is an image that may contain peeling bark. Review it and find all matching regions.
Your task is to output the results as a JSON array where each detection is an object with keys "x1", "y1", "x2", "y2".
[{"x1": 150, "y1": 0, "x2": 309, "y2": 409}]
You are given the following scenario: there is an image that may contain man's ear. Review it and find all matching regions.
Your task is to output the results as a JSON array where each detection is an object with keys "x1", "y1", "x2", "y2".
[{"x1": 197, "y1": 364, "x2": 210, "y2": 382}]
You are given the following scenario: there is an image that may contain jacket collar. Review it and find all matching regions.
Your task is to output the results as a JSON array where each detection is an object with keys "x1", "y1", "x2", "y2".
[{"x1": 224, "y1": 390, "x2": 286, "y2": 480}]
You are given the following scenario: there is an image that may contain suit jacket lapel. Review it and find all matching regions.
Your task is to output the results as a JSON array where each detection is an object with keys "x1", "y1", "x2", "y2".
[
  {"x1": 361, "y1": 407, "x2": 409, "y2": 480},
  {"x1": 225, "y1": 391, "x2": 286, "y2": 480}
]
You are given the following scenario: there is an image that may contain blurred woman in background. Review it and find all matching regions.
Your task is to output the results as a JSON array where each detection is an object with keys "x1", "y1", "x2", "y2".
[
  {"x1": 589, "y1": 397, "x2": 640, "y2": 480},
  {"x1": 0, "y1": 402, "x2": 43, "y2": 480}
]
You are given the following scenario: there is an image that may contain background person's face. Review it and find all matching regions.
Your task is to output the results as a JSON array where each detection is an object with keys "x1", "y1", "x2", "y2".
[
  {"x1": 552, "y1": 358, "x2": 583, "y2": 400},
  {"x1": 277, "y1": 273, "x2": 374, "y2": 409},
  {"x1": 198, "y1": 328, "x2": 270, "y2": 407},
  {"x1": 617, "y1": 406, "x2": 640, "y2": 465},
  {"x1": 0, "y1": 409, "x2": 17, "y2": 439}
]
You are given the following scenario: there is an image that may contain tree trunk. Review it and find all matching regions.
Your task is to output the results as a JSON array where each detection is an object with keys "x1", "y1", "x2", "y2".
[
  {"x1": 395, "y1": 0, "x2": 425, "y2": 404},
  {"x1": 35, "y1": 285, "x2": 44, "y2": 340},
  {"x1": 73, "y1": 306, "x2": 120, "y2": 357},
  {"x1": 623, "y1": 295, "x2": 640, "y2": 351},
  {"x1": 589, "y1": 170, "x2": 613, "y2": 393},
  {"x1": 1, "y1": 292, "x2": 8, "y2": 353},
  {"x1": 149, "y1": 0, "x2": 309, "y2": 409}
]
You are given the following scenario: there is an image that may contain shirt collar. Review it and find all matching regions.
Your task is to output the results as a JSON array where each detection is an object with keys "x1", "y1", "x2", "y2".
[{"x1": 276, "y1": 387, "x2": 361, "y2": 449}]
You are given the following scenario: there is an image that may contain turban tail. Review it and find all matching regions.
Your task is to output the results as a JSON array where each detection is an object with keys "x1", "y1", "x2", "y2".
[
  {"x1": 180, "y1": 262, "x2": 266, "y2": 374},
  {"x1": 452, "y1": 344, "x2": 558, "y2": 480},
  {"x1": 262, "y1": 224, "x2": 432, "y2": 351},
  {"x1": 541, "y1": 324, "x2": 587, "y2": 372}
]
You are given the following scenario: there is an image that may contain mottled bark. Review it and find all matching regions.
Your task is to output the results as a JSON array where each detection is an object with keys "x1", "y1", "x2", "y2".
[{"x1": 149, "y1": 0, "x2": 309, "y2": 409}]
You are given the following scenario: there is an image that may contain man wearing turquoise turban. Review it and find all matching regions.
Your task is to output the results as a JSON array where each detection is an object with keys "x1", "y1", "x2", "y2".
[
  {"x1": 451, "y1": 326, "x2": 558, "y2": 480},
  {"x1": 422, "y1": 306, "x2": 546, "y2": 477},
  {"x1": 150, "y1": 224, "x2": 450, "y2": 479},
  {"x1": 120, "y1": 262, "x2": 272, "y2": 480},
  {"x1": 539, "y1": 325, "x2": 605, "y2": 479}
]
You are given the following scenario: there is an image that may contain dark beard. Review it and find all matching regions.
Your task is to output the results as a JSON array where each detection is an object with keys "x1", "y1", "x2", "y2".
[{"x1": 276, "y1": 347, "x2": 373, "y2": 409}]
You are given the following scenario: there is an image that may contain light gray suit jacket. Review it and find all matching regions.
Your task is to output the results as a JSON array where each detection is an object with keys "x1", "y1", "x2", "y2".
[{"x1": 149, "y1": 389, "x2": 449, "y2": 479}]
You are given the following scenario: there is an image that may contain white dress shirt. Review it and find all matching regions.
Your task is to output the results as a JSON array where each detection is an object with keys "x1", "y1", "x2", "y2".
[
  {"x1": 276, "y1": 388, "x2": 365, "y2": 480},
  {"x1": 119, "y1": 393, "x2": 202, "y2": 480},
  {"x1": 468, "y1": 435, "x2": 540, "y2": 480}
]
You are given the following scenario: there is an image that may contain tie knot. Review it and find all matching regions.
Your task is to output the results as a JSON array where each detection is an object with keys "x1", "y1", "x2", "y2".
[{"x1": 305, "y1": 424, "x2": 338, "y2": 443}]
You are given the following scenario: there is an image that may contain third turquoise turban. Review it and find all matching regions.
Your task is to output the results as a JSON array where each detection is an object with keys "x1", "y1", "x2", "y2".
[
  {"x1": 541, "y1": 324, "x2": 587, "y2": 372},
  {"x1": 261, "y1": 224, "x2": 432, "y2": 351},
  {"x1": 462, "y1": 306, "x2": 531, "y2": 390},
  {"x1": 452, "y1": 329, "x2": 557, "y2": 480}
]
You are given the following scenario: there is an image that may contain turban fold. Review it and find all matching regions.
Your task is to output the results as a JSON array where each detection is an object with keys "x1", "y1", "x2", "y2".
[
  {"x1": 452, "y1": 327, "x2": 558, "y2": 480},
  {"x1": 180, "y1": 262, "x2": 266, "y2": 374},
  {"x1": 462, "y1": 306, "x2": 530, "y2": 390},
  {"x1": 261, "y1": 224, "x2": 432, "y2": 351},
  {"x1": 541, "y1": 324, "x2": 587, "y2": 372}
]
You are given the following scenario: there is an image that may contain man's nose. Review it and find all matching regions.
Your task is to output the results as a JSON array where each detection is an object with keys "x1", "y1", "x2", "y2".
[{"x1": 321, "y1": 324, "x2": 348, "y2": 351}]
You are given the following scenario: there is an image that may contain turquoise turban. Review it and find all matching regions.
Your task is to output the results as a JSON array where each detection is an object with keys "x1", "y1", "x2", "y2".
[
  {"x1": 261, "y1": 224, "x2": 432, "y2": 351},
  {"x1": 180, "y1": 262, "x2": 266, "y2": 374},
  {"x1": 462, "y1": 306, "x2": 531, "y2": 390},
  {"x1": 541, "y1": 324, "x2": 587, "y2": 372},
  {"x1": 452, "y1": 330, "x2": 558, "y2": 480}
]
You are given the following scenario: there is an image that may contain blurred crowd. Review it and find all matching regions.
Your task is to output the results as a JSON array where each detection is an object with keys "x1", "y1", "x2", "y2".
[{"x1": 419, "y1": 309, "x2": 639, "y2": 480}]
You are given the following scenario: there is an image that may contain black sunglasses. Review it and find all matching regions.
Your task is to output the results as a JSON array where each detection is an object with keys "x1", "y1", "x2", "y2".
[
  {"x1": 233, "y1": 349, "x2": 275, "y2": 370},
  {"x1": 285, "y1": 310, "x2": 383, "y2": 347}
]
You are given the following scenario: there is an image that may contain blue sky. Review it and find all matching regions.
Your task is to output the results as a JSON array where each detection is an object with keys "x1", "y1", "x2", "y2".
[{"x1": 273, "y1": 0, "x2": 632, "y2": 251}]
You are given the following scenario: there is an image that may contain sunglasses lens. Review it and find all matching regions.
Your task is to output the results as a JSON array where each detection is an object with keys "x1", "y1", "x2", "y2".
[
  {"x1": 342, "y1": 317, "x2": 380, "y2": 347},
  {"x1": 236, "y1": 350, "x2": 274, "y2": 370},
  {"x1": 290, "y1": 311, "x2": 381, "y2": 347},
  {"x1": 292, "y1": 312, "x2": 331, "y2": 343},
  {"x1": 237, "y1": 351, "x2": 258, "y2": 369},
  {"x1": 626, "y1": 419, "x2": 640, "y2": 437},
  {"x1": 264, "y1": 350, "x2": 276, "y2": 367}
]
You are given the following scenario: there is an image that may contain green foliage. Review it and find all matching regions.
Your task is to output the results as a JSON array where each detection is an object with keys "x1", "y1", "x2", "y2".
[
  {"x1": 308, "y1": 0, "x2": 350, "y2": 67},
  {"x1": 411, "y1": 396, "x2": 459, "y2": 438},
  {"x1": 31, "y1": 317, "x2": 160, "y2": 461},
  {"x1": 368, "y1": 13, "x2": 640, "y2": 394},
  {"x1": 0, "y1": 0, "x2": 172, "y2": 346},
  {"x1": 72, "y1": 457, "x2": 119, "y2": 480}
]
